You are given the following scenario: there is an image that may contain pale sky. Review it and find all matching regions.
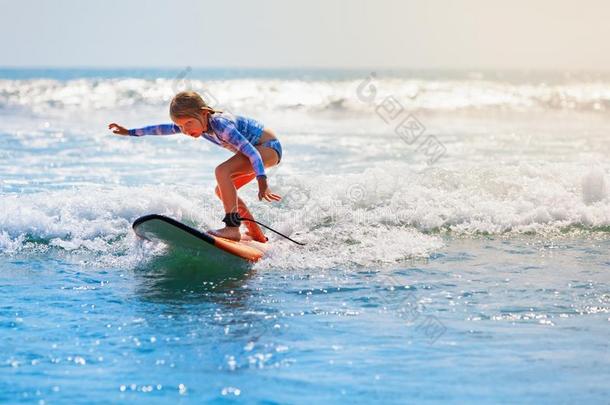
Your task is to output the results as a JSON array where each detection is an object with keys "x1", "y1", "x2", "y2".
[{"x1": 1, "y1": 0, "x2": 609, "y2": 70}]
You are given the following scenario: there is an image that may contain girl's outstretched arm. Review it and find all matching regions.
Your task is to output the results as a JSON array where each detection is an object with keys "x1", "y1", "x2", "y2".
[{"x1": 108, "y1": 123, "x2": 181, "y2": 136}]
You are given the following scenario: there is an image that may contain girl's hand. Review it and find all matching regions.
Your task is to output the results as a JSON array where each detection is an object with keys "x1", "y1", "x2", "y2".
[
  {"x1": 108, "y1": 123, "x2": 129, "y2": 136},
  {"x1": 257, "y1": 176, "x2": 282, "y2": 202}
]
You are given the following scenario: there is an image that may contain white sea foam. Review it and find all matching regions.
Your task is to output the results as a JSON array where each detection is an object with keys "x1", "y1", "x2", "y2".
[
  {"x1": 268, "y1": 162, "x2": 610, "y2": 235},
  {"x1": 0, "y1": 161, "x2": 608, "y2": 269},
  {"x1": 1, "y1": 74, "x2": 609, "y2": 269},
  {"x1": 582, "y1": 167, "x2": 609, "y2": 205},
  {"x1": 2, "y1": 77, "x2": 610, "y2": 115}
]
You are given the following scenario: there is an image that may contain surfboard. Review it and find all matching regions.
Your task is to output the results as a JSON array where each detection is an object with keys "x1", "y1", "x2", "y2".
[{"x1": 132, "y1": 214, "x2": 267, "y2": 263}]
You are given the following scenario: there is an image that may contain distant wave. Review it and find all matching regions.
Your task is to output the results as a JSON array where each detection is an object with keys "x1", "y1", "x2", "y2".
[{"x1": 1, "y1": 77, "x2": 610, "y2": 114}]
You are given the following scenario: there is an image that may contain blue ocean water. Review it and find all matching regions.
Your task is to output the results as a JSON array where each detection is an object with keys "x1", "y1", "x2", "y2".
[{"x1": 1, "y1": 68, "x2": 609, "y2": 403}]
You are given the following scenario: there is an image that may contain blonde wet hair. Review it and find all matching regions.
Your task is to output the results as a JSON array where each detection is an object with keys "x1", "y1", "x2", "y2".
[{"x1": 169, "y1": 91, "x2": 221, "y2": 128}]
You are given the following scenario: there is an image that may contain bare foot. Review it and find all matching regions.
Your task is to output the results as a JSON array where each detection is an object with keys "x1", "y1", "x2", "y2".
[{"x1": 208, "y1": 226, "x2": 241, "y2": 241}]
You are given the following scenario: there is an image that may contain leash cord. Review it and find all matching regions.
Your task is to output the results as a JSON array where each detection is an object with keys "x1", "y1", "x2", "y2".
[{"x1": 238, "y1": 217, "x2": 307, "y2": 246}]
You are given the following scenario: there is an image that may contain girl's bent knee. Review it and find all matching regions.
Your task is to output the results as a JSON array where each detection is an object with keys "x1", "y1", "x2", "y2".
[{"x1": 215, "y1": 165, "x2": 228, "y2": 179}]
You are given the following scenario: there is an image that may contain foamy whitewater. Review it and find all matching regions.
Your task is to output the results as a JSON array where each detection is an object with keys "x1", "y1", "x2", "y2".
[{"x1": 1, "y1": 69, "x2": 609, "y2": 403}]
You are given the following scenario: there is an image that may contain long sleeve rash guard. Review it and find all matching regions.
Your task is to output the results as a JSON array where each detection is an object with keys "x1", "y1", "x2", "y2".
[{"x1": 128, "y1": 113, "x2": 267, "y2": 178}]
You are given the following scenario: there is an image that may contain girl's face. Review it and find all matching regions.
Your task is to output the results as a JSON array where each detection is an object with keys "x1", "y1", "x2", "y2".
[{"x1": 173, "y1": 111, "x2": 208, "y2": 138}]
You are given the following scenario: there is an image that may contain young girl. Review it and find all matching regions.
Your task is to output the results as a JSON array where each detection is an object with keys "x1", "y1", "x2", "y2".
[{"x1": 108, "y1": 91, "x2": 282, "y2": 242}]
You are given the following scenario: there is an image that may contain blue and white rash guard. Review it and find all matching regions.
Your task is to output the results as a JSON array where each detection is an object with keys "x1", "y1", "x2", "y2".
[{"x1": 128, "y1": 113, "x2": 267, "y2": 178}]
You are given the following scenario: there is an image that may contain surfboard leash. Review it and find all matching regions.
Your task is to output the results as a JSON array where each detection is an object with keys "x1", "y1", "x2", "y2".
[{"x1": 238, "y1": 217, "x2": 307, "y2": 246}]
